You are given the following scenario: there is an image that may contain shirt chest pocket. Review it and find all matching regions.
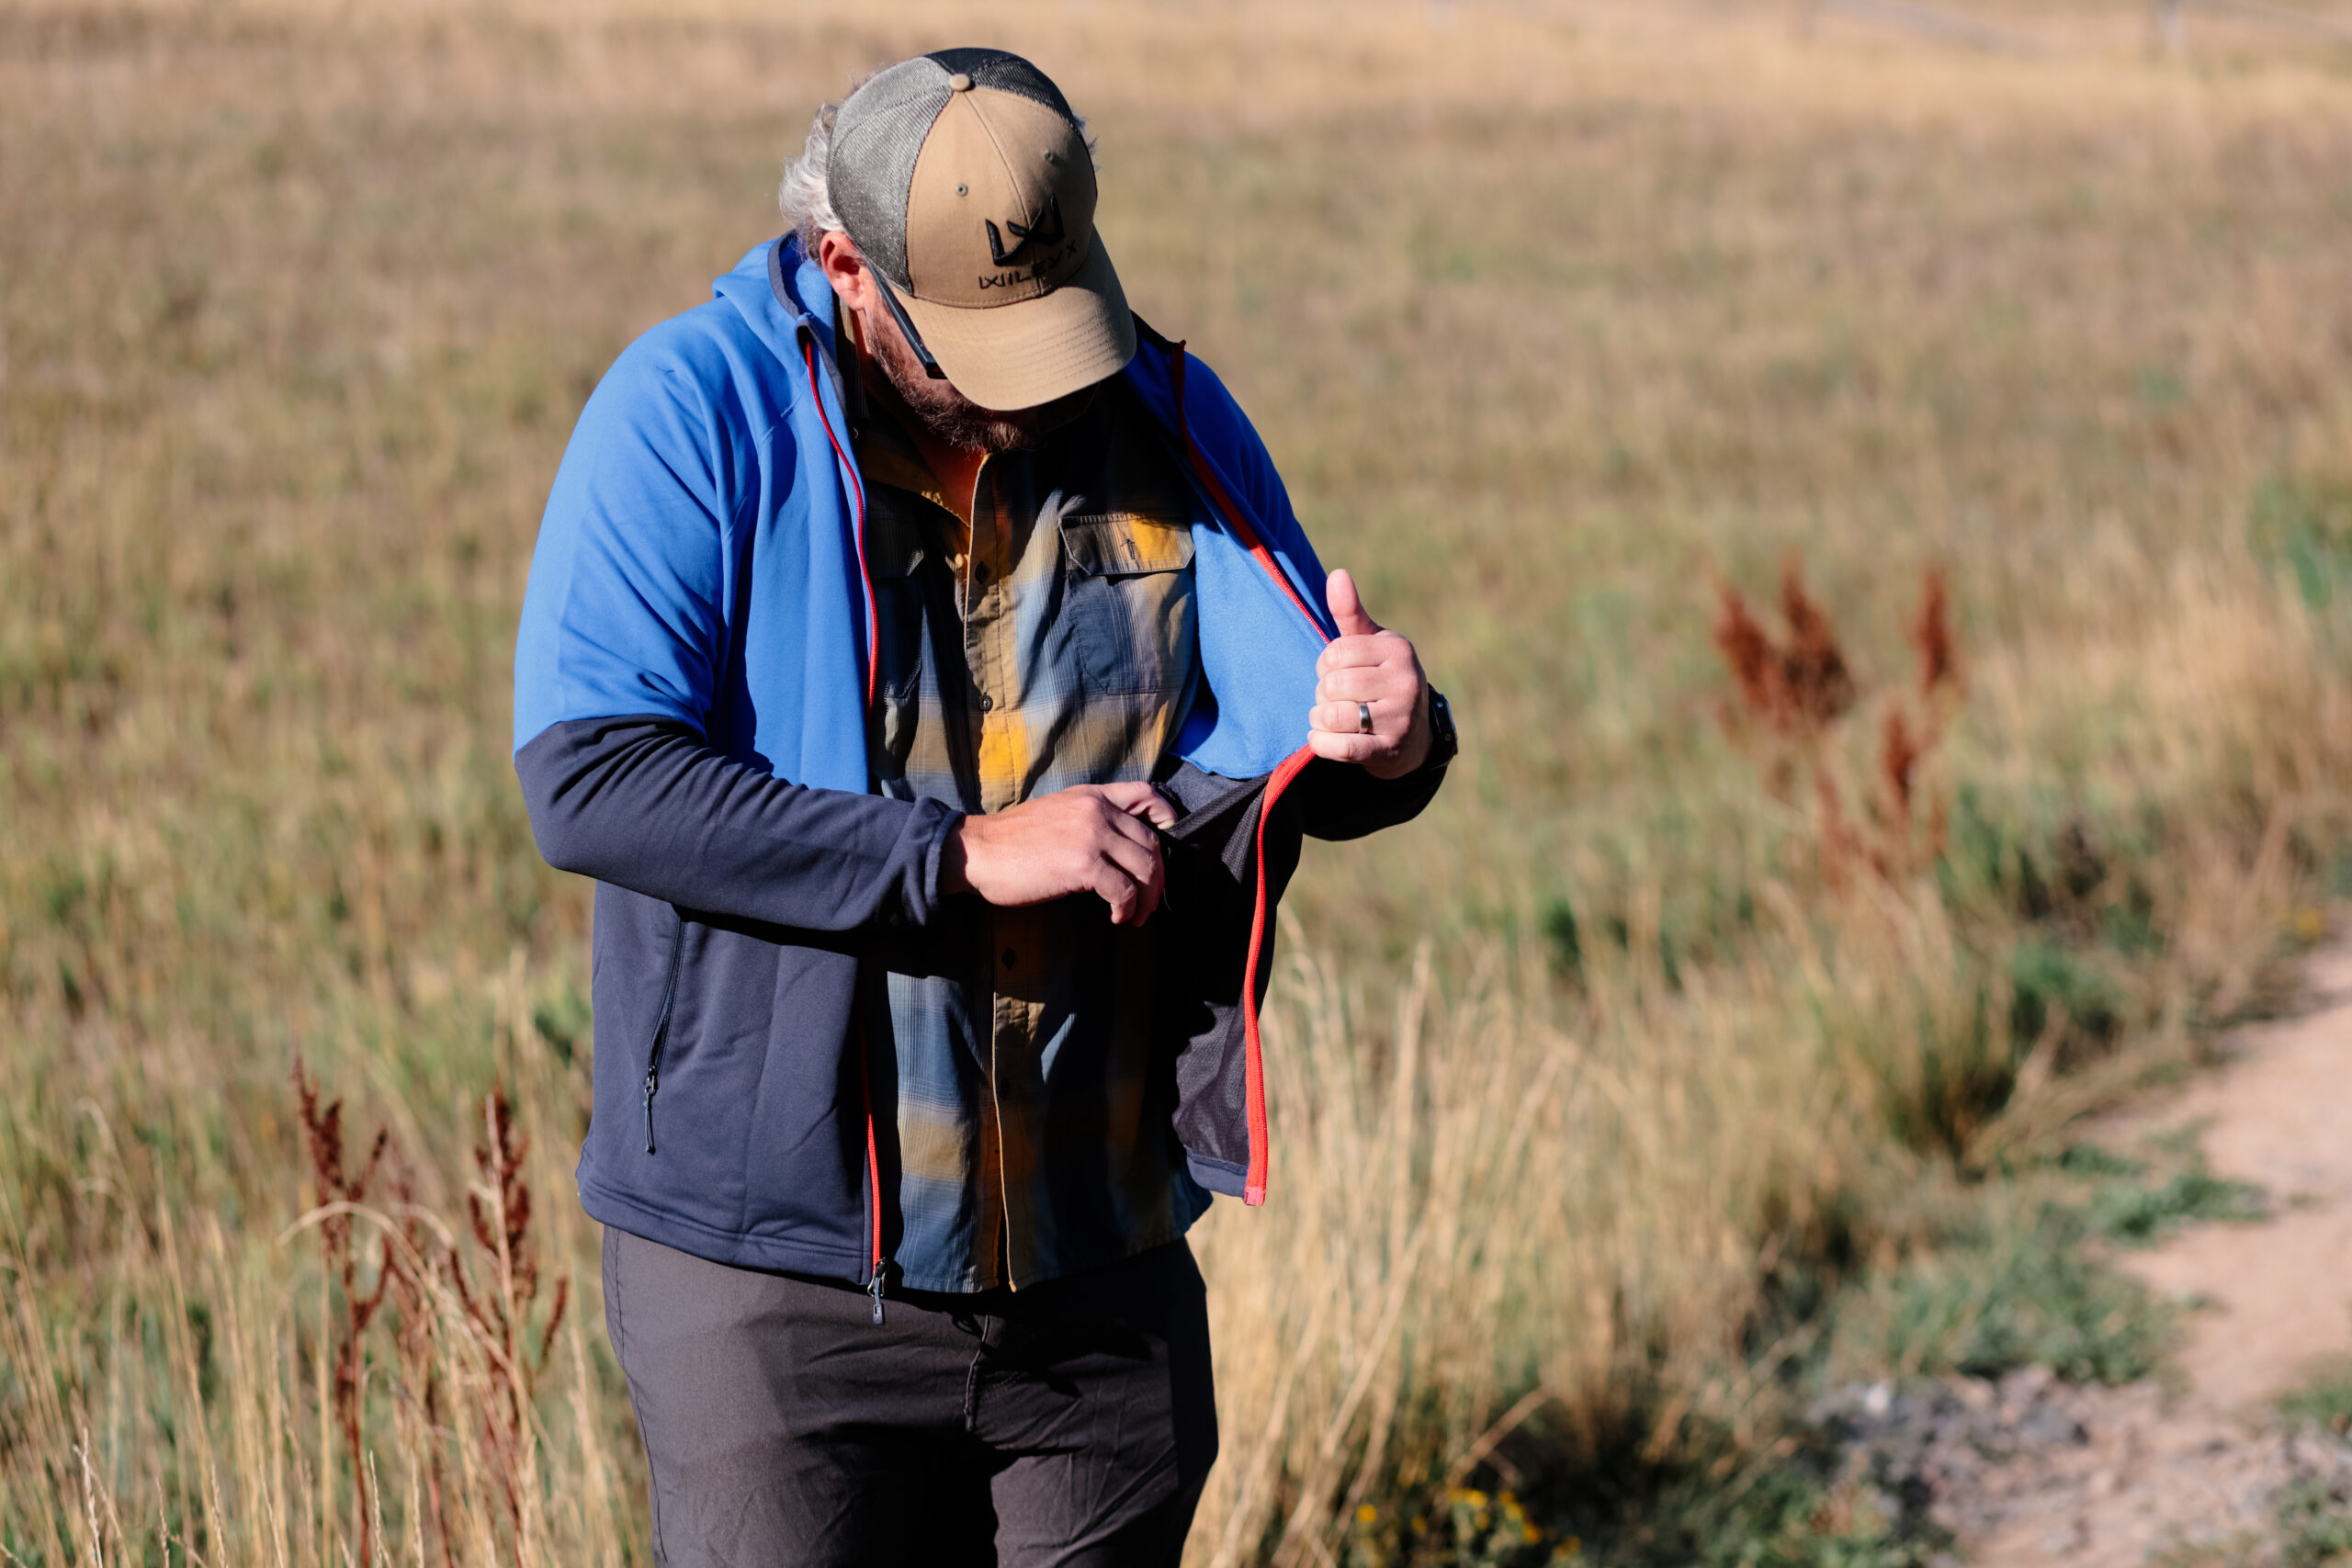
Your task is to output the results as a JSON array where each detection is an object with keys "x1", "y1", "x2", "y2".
[{"x1": 1058, "y1": 513, "x2": 1198, "y2": 698}]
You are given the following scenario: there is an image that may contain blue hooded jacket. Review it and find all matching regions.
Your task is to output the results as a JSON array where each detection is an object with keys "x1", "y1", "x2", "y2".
[{"x1": 513, "y1": 238, "x2": 1442, "y2": 1291}]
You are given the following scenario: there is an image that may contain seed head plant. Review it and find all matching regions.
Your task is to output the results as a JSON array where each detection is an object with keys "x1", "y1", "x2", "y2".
[
  {"x1": 1713, "y1": 561, "x2": 1960, "y2": 892},
  {"x1": 289, "y1": 1062, "x2": 570, "y2": 1568}
]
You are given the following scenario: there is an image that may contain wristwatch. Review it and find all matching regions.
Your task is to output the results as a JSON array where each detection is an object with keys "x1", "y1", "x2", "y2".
[{"x1": 1421, "y1": 687, "x2": 1458, "y2": 771}]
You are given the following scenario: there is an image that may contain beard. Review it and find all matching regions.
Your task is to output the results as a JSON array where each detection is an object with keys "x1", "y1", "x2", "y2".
[{"x1": 865, "y1": 307, "x2": 1076, "y2": 455}]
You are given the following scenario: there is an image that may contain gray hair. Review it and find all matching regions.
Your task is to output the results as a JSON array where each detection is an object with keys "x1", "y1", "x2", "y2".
[
  {"x1": 777, "y1": 70, "x2": 1100, "y2": 257},
  {"x1": 776, "y1": 98, "x2": 844, "y2": 254}
]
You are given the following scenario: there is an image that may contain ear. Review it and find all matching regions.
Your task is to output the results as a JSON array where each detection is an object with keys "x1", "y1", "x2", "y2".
[{"x1": 815, "y1": 231, "x2": 876, "y2": 313}]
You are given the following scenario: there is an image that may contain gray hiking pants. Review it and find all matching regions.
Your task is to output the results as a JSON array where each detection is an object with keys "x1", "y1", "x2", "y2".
[{"x1": 602, "y1": 1227, "x2": 1219, "y2": 1567}]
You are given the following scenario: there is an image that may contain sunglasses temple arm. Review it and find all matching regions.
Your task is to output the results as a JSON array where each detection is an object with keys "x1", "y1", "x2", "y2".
[{"x1": 876, "y1": 280, "x2": 949, "y2": 380}]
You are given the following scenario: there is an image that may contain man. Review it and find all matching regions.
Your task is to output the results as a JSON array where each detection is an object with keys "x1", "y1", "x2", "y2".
[{"x1": 514, "y1": 48, "x2": 1456, "y2": 1566}]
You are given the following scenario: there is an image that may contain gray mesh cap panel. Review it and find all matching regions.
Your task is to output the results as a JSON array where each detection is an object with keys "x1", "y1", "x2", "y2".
[
  {"x1": 827, "y1": 56, "x2": 953, "y2": 289},
  {"x1": 922, "y1": 48, "x2": 1078, "y2": 121},
  {"x1": 828, "y1": 50, "x2": 1080, "y2": 290}
]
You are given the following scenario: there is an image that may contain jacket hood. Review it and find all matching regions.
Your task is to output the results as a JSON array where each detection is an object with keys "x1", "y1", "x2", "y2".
[{"x1": 714, "y1": 234, "x2": 834, "y2": 370}]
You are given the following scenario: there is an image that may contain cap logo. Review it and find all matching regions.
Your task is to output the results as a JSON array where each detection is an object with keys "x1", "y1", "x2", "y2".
[{"x1": 983, "y1": 196, "x2": 1068, "y2": 270}]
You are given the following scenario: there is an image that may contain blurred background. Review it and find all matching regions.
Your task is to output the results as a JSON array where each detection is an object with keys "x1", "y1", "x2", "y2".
[{"x1": 6, "y1": 1, "x2": 2352, "y2": 1562}]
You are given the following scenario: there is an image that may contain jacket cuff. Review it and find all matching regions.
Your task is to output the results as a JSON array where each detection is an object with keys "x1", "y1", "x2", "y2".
[{"x1": 913, "y1": 807, "x2": 964, "y2": 926}]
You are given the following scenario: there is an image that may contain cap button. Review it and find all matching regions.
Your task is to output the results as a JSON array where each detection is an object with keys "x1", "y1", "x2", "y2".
[{"x1": 946, "y1": 73, "x2": 973, "y2": 91}]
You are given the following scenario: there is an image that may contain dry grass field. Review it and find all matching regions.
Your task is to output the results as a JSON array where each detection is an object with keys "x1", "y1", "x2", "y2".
[{"x1": 6, "y1": 1, "x2": 2352, "y2": 1562}]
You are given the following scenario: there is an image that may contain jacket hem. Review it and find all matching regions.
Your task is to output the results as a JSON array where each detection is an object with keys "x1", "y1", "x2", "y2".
[
  {"x1": 1185, "y1": 1152, "x2": 1249, "y2": 1199},
  {"x1": 579, "y1": 1169, "x2": 871, "y2": 1283}
]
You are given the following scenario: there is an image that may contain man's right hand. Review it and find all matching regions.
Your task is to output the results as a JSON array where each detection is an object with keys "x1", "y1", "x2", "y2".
[{"x1": 939, "y1": 783, "x2": 1179, "y2": 926}]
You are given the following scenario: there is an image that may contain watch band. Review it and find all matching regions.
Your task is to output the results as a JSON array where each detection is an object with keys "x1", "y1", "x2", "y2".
[{"x1": 1423, "y1": 688, "x2": 1459, "y2": 770}]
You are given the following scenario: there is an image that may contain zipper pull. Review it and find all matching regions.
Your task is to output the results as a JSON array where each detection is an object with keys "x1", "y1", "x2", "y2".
[
  {"x1": 867, "y1": 1268, "x2": 887, "y2": 1325},
  {"x1": 641, "y1": 1067, "x2": 658, "y2": 1155}
]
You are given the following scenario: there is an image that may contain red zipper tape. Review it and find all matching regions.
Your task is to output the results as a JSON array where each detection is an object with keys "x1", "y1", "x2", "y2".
[{"x1": 1167, "y1": 342, "x2": 1331, "y2": 1207}]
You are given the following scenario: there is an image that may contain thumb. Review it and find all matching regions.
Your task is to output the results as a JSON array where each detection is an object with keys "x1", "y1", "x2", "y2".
[
  {"x1": 1326, "y1": 568, "x2": 1382, "y2": 638},
  {"x1": 1099, "y1": 780, "x2": 1179, "y2": 830}
]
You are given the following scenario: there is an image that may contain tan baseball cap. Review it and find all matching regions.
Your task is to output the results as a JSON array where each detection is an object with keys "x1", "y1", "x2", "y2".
[{"x1": 827, "y1": 50, "x2": 1135, "y2": 412}]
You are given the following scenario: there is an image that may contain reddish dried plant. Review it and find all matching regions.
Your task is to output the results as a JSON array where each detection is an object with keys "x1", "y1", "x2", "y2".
[
  {"x1": 452, "y1": 1087, "x2": 569, "y2": 1542},
  {"x1": 1711, "y1": 559, "x2": 1857, "y2": 739},
  {"x1": 1862, "y1": 703, "x2": 1951, "y2": 880},
  {"x1": 380, "y1": 1154, "x2": 459, "y2": 1568},
  {"x1": 1779, "y1": 564, "x2": 1858, "y2": 729},
  {"x1": 294, "y1": 1055, "x2": 394, "y2": 1568},
  {"x1": 1909, "y1": 567, "x2": 1960, "y2": 699},
  {"x1": 1814, "y1": 768, "x2": 1867, "y2": 893},
  {"x1": 1881, "y1": 707, "x2": 1922, "y2": 821},
  {"x1": 1713, "y1": 562, "x2": 1962, "y2": 890},
  {"x1": 289, "y1": 1066, "x2": 565, "y2": 1568},
  {"x1": 1713, "y1": 586, "x2": 1781, "y2": 724},
  {"x1": 1881, "y1": 568, "x2": 1962, "y2": 872}
]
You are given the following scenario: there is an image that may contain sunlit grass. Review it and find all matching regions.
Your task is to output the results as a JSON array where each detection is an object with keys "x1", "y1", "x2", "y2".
[{"x1": 5, "y1": 1, "x2": 2352, "y2": 1562}]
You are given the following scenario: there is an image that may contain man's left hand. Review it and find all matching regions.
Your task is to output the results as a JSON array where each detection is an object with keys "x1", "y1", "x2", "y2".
[{"x1": 1306, "y1": 569, "x2": 1431, "y2": 781}]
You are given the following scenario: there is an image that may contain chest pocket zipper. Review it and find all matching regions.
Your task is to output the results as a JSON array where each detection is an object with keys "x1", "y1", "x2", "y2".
[
  {"x1": 640, "y1": 914, "x2": 687, "y2": 1155},
  {"x1": 1060, "y1": 513, "x2": 1193, "y2": 576}
]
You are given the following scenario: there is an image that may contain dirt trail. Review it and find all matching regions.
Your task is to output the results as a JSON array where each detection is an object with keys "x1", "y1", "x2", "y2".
[
  {"x1": 2115, "y1": 939, "x2": 2352, "y2": 1413},
  {"x1": 1958, "y1": 935, "x2": 2352, "y2": 1565}
]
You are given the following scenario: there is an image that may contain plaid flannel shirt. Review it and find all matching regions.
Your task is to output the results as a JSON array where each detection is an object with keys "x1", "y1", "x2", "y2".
[{"x1": 858, "y1": 378, "x2": 1215, "y2": 1292}]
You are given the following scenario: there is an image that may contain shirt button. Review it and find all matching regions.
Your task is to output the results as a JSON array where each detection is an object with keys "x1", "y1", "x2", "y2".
[
  {"x1": 973, "y1": 563, "x2": 989, "y2": 583},
  {"x1": 1001, "y1": 948, "x2": 1018, "y2": 971},
  {"x1": 978, "y1": 694, "x2": 994, "y2": 712}
]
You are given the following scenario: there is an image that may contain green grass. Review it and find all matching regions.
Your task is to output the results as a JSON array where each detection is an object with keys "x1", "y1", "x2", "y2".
[
  {"x1": 2273, "y1": 1476, "x2": 2352, "y2": 1568},
  {"x1": 1841, "y1": 1192, "x2": 2175, "y2": 1387},
  {"x1": 2282, "y1": 1359, "x2": 2352, "y2": 1439},
  {"x1": 1824, "y1": 1133, "x2": 2283, "y2": 1391},
  {"x1": 2086, "y1": 1162, "x2": 2268, "y2": 1247}
]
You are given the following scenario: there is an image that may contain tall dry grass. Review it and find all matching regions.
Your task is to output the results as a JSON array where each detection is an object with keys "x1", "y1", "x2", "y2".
[
  {"x1": 0, "y1": 961, "x2": 630, "y2": 1564},
  {"x1": 6, "y1": 0, "x2": 2352, "y2": 1562}
]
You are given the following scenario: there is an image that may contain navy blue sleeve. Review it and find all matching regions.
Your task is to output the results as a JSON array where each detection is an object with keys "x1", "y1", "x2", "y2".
[
  {"x1": 516, "y1": 716, "x2": 956, "y2": 932},
  {"x1": 1289, "y1": 754, "x2": 1447, "y2": 844}
]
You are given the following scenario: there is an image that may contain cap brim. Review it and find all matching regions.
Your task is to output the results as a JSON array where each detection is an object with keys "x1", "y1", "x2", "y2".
[{"x1": 894, "y1": 237, "x2": 1136, "y2": 412}]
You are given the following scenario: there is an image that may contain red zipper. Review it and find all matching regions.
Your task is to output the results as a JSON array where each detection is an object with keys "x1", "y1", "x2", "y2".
[
  {"x1": 806, "y1": 336, "x2": 879, "y2": 711},
  {"x1": 1166, "y1": 343, "x2": 1331, "y2": 1207},
  {"x1": 857, "y1": 1012, "x2": 887, "y2": 1323},
  {"x1": 808, "y1": 333, "x2": 889, "y2": 1315}
]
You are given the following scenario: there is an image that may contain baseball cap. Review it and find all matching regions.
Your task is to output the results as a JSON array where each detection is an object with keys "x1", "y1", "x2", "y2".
[{"x1": 827, "y1": 49, "x2": 1136, "y2": 412}]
